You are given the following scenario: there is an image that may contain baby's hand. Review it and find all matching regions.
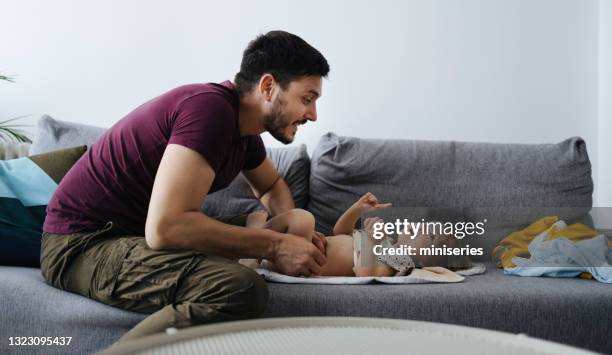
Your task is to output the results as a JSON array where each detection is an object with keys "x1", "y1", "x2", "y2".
[{"x1": 355, "y1": 192, "x2": 392, "y2": 212}]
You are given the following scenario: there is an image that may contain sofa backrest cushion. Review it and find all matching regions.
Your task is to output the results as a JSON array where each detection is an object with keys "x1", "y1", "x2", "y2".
[
  {"x1": 202, "y1": 144, "x2": 310, "y2": 215},
  {"x1": 29, "y1": 115, "x2": 106, "y2": 155},
  {"x1": 308, "y1": 133, "x2": 593, "y2": 258},
  {"x1": 30, "y1": 115, "x2": 310, "y2": 217},
  {"x1": 0, "y1": 146, "x2": 87, "y2": 267}
]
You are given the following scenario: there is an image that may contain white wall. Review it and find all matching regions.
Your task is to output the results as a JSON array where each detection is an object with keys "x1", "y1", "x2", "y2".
[
  {"x1": 599, "y1": 0, "x2": 612, "y2": 207},
  {"x1": 1, "y1": 0, "x2": 606, "y2": 204}
]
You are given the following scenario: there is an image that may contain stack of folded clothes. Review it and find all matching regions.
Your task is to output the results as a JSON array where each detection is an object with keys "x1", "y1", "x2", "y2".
[{"x1": 493, "y1": 216, "x2": 612, "y2": 283}]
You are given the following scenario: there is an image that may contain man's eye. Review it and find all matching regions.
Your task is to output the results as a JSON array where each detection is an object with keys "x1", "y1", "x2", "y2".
[{"x1": 303, "y1": 98, "x2": 312, "y2": 105}]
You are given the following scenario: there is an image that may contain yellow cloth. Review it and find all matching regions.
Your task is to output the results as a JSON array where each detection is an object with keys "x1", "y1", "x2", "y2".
[{"x1": 492, "y1": 216, "x2": 601, "y2": 271}]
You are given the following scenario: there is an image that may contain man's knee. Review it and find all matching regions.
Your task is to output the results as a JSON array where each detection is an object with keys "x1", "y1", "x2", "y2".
[
  {"x1": 224, "y1": 265, "x2": 269, "y2": 317},
  {"x1": 186, "y1": 260, "x2": 269, "y2": 318}
]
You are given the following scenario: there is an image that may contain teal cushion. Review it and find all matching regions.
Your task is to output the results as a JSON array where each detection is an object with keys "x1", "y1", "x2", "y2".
[{"x1": 0, "y1": 146, "x2": 86, "y2": 266}]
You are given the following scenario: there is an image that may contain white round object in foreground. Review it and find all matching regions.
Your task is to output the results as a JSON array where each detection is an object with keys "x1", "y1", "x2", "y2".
[{"x1": 102, "y1": 317, "x2": 596, "y2": 355}]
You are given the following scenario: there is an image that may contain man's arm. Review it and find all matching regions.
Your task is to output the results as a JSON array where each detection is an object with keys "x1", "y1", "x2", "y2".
[
  {"x1": 242, "y1": 158, "x2": 294, "y2": 216},
  {"x1": 145, "y1": 144, "x2": 325, "y2": 276},
  {"x1": 242, "y1": 159, "x2": 327, "y2": 254}
]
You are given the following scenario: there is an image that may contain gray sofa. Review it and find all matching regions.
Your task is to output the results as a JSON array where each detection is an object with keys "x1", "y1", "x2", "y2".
[{"x1": 1, "y1": 116, "x2": 610, "y2": 354}]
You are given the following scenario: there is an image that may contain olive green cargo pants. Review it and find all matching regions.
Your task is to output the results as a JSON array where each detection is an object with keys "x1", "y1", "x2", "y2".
[{"x1": 40, "y1": 216, "x2": 268, "y2": 342}]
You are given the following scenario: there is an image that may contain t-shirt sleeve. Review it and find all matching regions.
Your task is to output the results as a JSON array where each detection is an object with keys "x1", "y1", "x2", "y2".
[
  {"x1": 243, "y1": 135, "x2": 267, "y2": 170},
  {"x1": 168, "y1": 94, "x2": 235, "y2": 173}
]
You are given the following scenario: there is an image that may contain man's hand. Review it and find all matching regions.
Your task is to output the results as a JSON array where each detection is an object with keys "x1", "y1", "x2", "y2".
[
  {"x1": 273, "y1": 234, "x2": 327, "y2": 277},
  {"x1": 311, "y1": 231, "x2": 327, "y2": 255}
]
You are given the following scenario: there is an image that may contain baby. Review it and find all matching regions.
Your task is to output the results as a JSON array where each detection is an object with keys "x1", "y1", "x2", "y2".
[{"x1": 242, "y1": 193, "x2": 469, "y2": 277}]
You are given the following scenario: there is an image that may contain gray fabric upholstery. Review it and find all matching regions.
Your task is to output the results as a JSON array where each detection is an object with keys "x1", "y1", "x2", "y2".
[
  {"x1": 202, "y1": 145, "x2": 310, "y2": 215},
  {"x1": 265, "y1": 263, "x2": 612, "y2": 354},
  {"x1": 268, "y1": 144, "x2": 310, "y2": 209},
  {"x1": 308, "y1": 133, "x2": 593, "y2": 259},
  {"x1": 0, "y1": 266, "x2": 145, "y2": 355},
  {"x1": 5, "y1": 129, "x2": 603, "y2": 355},
  {"x1": 29, "y1": 115, "x2": 107, "y2": 155},
  {"x1": 1, "y1": 265, "x2": 610, "y2": 354}
]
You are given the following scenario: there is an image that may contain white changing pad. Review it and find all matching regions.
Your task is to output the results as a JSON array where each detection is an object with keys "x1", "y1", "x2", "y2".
[{"x1": 255, "y1": 263, "x2": 486, "y2": 284}]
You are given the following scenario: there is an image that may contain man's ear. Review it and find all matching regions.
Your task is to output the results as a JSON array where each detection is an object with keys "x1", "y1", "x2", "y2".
[{"x1": 258, "y1": 74, "x2": 275, "y2": 101}]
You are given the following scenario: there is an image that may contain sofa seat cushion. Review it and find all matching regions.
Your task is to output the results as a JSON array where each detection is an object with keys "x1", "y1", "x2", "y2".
[
  {"x1": 264, "y1": 263, "x2": 611, "y2": 353},
  {"x1": 1, "y1": 264, "x2": 609, "y2": 354},
  {"x1": 0, "y1": 266, "x2": 146, "y2": 354}
]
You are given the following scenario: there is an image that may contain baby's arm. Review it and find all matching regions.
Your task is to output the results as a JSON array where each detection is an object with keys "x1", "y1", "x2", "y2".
[
  {"x1": 333, "y1": 204, "x2": 362, "y2": 236},
  {"x1": 333, "y1": 192, "x2": 392, "y2": 235}
]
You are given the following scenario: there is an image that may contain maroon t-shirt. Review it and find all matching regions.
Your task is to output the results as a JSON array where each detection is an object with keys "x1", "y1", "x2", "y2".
[{"x1": 43, "y1": 81, "x2": 266, "y2": 234}]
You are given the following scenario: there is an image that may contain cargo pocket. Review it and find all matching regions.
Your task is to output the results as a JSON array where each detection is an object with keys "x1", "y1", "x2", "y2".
[{"x1": 100, "y1": 237, "x2": 198, "y2": 314}]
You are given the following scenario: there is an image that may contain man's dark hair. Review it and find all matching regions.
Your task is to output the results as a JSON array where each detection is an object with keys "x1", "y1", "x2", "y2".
[{"x1": 234, "y1": 31, "x2": 330, "y2": 96}]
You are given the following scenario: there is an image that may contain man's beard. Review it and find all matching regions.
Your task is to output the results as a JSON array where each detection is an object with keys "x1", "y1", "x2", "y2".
[{"x1": 263, "y1": 95, "x2": 294, "y2": 145}]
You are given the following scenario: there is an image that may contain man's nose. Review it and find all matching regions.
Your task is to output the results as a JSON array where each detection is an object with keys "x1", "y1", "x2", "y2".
[{"x1": 305, "y1": 106, "x2": 317, "y2": 122}]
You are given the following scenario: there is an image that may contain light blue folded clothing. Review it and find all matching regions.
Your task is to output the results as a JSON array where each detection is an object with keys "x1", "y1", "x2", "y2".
[{"x1": 505, "y1": 231, "x2": 612, "y2": 283}]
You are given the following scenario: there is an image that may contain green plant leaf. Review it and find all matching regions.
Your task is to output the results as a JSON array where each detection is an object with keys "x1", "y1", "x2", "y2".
[
  {"x1": 0, "y1": 116, "x2": 30, "y2": 125},
  {"x1": 0, "y1": 74, "x2": 15, "y2": 83},
  {"x1": 0, "y1": 116, "x2": 32, "y2": 143},
  {"x1": 0, "y1": 74, "x2": 30, "y2": 142},
  {"x1": 0, "y1": 127, "x2": 32, "y2": 143}
]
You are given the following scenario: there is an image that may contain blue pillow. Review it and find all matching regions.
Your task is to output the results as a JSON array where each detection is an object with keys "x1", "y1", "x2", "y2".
[{"x1": 0, "y1": 146, "x2": 86, "y2": 267}]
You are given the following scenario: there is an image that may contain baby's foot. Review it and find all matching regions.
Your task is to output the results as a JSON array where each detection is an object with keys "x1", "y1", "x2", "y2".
[
  {"x1": 239, "y1": 259, "x2": 262, "y2": 269},
  {"x1": 246, "y1": 210, "x2": 269, "y2": 228},
  {"x1": 260, "y1": 259, "x2": 277, "y2": 272}
]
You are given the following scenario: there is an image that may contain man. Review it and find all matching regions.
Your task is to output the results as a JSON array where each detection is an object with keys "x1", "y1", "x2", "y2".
[{"x1": 40, "y1": 30, "x2": 330, "y2": 341}]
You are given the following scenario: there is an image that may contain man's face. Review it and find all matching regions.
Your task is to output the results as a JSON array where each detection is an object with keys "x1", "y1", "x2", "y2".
[{"x1": 263, "y1": 75, "x2": 322, "y2": 144}]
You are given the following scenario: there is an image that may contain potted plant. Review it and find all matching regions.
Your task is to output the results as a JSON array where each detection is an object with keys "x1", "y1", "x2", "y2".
[{"x1": 1, "y1": 74, "x2": 32, "y2": 143}]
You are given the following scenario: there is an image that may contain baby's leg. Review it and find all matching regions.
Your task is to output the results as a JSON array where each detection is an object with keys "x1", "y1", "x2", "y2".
[
  {"x1": 259, "y1": 208, "x2": 315, "y2": 242},
  {"x1": 242, "y1": 209, "x2": 315, "y2": 272},
  {"x1": 240, "y1": 210, "x2": 273, "y2": 268}
]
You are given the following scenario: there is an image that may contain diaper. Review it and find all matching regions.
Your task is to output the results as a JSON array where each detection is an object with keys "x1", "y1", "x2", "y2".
[{"x1": 353, "y1": 229, "x2": 415, "y2": 276}]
